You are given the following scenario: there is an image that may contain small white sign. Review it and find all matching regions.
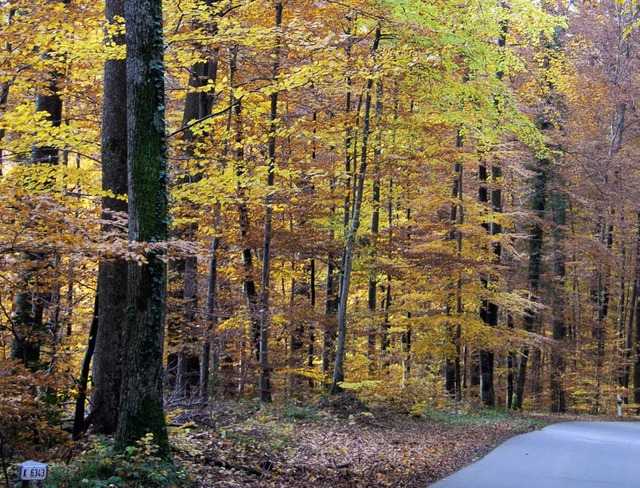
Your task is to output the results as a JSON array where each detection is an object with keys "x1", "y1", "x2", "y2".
[{"x1": 18, "y1": 461, "x2": 48, "y2": 481}]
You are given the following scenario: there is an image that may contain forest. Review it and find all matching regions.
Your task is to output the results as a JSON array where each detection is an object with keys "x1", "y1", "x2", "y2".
[{"x1": 1, "y1": 0, "x2": 640, "y2": 485}]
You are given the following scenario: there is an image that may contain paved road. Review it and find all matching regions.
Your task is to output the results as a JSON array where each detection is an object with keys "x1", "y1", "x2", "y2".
[{"x1": 429, "y1": 422, "x2": 640, "y2": 487}]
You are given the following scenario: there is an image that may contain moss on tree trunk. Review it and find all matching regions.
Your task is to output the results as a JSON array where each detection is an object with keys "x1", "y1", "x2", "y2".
[{"x1": 114, "y1": 0, "x2": 169, "y2": 456}]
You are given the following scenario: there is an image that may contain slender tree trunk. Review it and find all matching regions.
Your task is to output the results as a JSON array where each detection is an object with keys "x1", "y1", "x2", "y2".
[
  {"x1": 92, "y1": 0, "x2": 127, "y2": 433},
  {"x1": 446, "y1": 132, "x2": 464, "y2": 397},
  {"x1": 478, "y1": 159, "x2": 501, "y2": 407},
  {"x1": 322, "y1": 258, "x2": 338, "y2": 381},
  {"x1": 308, "y1": 260, "x2": 316, "y2": 387},
  {"x1": 476, "y1": 15, "x2": 509, "y2": 407},
  {"x1": 402, "y1": 323, "x2": 412, "y2": 385},
  {"x1": 229, "y1": 47, "x2": 261, "y2": 368},
  {"x1": 257, "y1": 2, "x2": 282, "y2": 403},
  {"x1": 367, "y1": 80, "x2": 383, "y2": 376},
  {"x1": 513, "y1": 160, "x2": 547, "y2": 410},
  {"x1": 587, "y1": 103, "x2": 623, "y2": 410},
  {"x1": 0, "y1": 9, "x2": 11, "y2": 176},
  {"x1": 550, "y1": 191, "x2": 567, "y2": 412},
  {"x1": 115, "y1": 0, "x2": 169, "y2": 454},
  {"x1": 622, "y1": 279, "x2": 636, "y2": 389},
  {"x1": 72, "y1": 295, "x2": 99, "y2": 438},
  {"x1": 380, "y1": 162, "x2": 396, "y2": 365},
  {"x1": 591, "y1": 216, "x2": 612, "y2": 412},
  {"x1": 168, "y1": 28, "x2": 218, "y2": 400},
  {"x1": 402, "y1": 208, "x2": 412, "y2": 383},
  {"x1": 324, "y1": 15, "x2": 354, "y2": 387},
  {"x1": 332, "y1": 27, "x2": 381, "y2": 393},
  {"x1": 505, "y1": 315, "x2": 516, "y2": 409},
  {"x1": 631, "y1": 214, "x2": 640, "y2": 410},
  {"x1": 201, "y1": 224, "x2": 221, "y2": 403}
]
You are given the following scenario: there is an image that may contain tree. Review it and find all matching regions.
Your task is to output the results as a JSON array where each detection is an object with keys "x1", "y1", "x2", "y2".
[
  {"x1": 91, "y1": 0, "x2": 127, "y2": 435},
  {"x1": 332, "y1": 25, "x2": 382, "y2": 394},
  {"x1": 114, "y1": 0, "x2": 169, "y2": 454},
  {"x1": 257, "y1": 1, "x2": 283, "y2": 403},
  {"x1": 10, "y1": 13, "x2": 65, "y2": 368}
]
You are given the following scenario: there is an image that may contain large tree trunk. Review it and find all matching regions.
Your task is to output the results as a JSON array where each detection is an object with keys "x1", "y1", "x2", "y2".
[
  {"x1": 115, "y1": 0, "x2": 169, "y2": 454},
  {"x1": 92, "y1": 0, "x2": 127, "y2": 434}
]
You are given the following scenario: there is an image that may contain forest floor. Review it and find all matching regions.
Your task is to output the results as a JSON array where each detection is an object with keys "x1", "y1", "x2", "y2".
[{"x1": 166, "y1": 395, "x2": 596, "y2": 487}]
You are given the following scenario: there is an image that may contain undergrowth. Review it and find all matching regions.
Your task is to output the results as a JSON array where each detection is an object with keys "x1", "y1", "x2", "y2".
[{"x1": 40, "y1": 434, "x2": 190, "y2": 488}]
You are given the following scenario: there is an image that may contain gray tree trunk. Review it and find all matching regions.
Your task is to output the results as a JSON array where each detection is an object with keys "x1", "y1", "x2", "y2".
[
  {"x1": 114, "y1": 0, "x2": 169, "y2": 454},
  {"x1": 324, "y1": 16, "x2": 354, "y2": 388},
  {"x1": 257, "y1": 1, "x2": 282, "y2": 403},
  {"x1": 92, "y1": 0, "x2": 127, "y2": 434},
  {"x1": 332, "y1": 27, "x2": 381, "y2": 393}
]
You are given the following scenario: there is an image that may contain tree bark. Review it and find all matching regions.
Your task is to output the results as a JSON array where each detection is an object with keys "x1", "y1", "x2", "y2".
[
  {"x1": 201, "y1": 209, "x2": 221, "y2": 402},
  {"x1": 92, "y1": 0, "x2": 127, "y2": 434},
  {"x1": 478, "y1": 159, "x2": 501, "y2": 407},
  {"x1": 257, "y1": 1, "x2": 282, "y2": 403},
  {"x1": 322, "y1": 258, "x2": 338, "y2": 381},
  {"x1": 73, "y1": 295, "x2": 99, "y2": 438},
  {"x1": 168, "y1": 11, "x2": 219, "y2": 399},
  {"x1": 513, "y1": 160, "x2": 547, "y2": 410},
  {"x1": 445, "y1": 131, "x2": 463, "y2": 398},
  {"x1": 550, "y1": 191, "x2": 567, "y2": 412},
  {"x1": 115, "y1": 0, "x2": 169, "y2": 454},
  {"x1": 332, "y1": 27, "x2": 381, "y2": 394},
  {"x1": 367, "y1": 79, "x2": 383, "y2": 376}
]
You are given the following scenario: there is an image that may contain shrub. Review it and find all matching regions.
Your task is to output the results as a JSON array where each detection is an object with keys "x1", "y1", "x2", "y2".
[
  {"x1": 45, "y1": 435, "x2": 191, "y2": 488},
  {"x1": 0, "y1": 358, "x2": 67, "y2": 485}
]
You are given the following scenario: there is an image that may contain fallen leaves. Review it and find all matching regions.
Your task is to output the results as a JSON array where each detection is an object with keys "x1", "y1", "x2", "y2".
[{"x1": 169, "y1": 399, "x2": 554, "y2": 487}]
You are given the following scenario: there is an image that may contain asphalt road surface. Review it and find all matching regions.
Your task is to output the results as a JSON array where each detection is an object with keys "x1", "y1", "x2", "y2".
[{"x1": 429, "y1": 422, "x2": 640, "y2": 487}]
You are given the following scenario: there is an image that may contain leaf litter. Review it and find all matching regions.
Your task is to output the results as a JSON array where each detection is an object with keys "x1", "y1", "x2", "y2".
[{"x1": 169, "y1": 396, "x2": 577, "y2": 487}]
